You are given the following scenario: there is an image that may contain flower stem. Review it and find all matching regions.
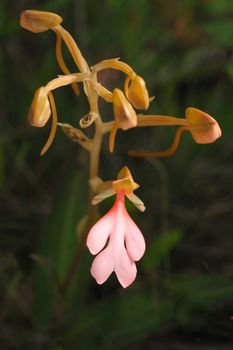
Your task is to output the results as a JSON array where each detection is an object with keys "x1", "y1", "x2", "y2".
[{"x1": 60, "y1": 73, "x2": 103, "y2": 297}]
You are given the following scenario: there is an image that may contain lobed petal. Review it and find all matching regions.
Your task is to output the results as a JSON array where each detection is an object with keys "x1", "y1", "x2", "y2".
[
  {"x1": 86, "y1": 210, "x2": 113, "y2": 255},
  {"x1": 114, "y1": 246, "x2": 137, "y2": 288},
  {"x1": 124, "y1": 211, "x2": 146, "y2": 261},
  {"x1": 91, "y1": 247, "x2": 113, "y2": 285}
]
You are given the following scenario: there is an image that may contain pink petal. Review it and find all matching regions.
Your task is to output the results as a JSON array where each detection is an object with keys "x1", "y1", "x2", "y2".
[
  {"x1": 86, "y1": 211, "x2": 113, "y2": 255},
  {"x1": 124, "y1": 212, "x2": 146, "y2": 261},
  {"x1": 90, "y1": 246, "x2": 113, "y2": 285},
  {"x1": 87, "y1": 190, "x2": 145, "y2": 288},
  {"x1": 114, "y1": 246, "x2": 137, "y2": 288}
]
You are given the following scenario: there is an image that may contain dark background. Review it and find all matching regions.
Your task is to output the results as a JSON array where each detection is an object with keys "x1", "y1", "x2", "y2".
[{"x1": 1, "y1": 0, "x2": 233, "y2": 349}]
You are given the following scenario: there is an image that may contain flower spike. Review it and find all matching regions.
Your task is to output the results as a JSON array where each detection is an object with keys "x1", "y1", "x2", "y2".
[
  {"x1": 20, "y1": 9, "x2": 222, "y2": 294},
  {"x1": 87, "y1": 167, "x2": 145, "y2": 287}
]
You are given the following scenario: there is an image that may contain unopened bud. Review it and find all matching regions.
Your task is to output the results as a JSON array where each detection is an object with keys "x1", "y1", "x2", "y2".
[
  {"x1": 125, "y1": 75, "x2": 149, "y2": 110},
  {"x1": 185, "y1": 107, "x2": 221, "y2": 144},
  {"x1": 28, "y1": 87, "x2": 51, "y2": 127},
  {"x1": 20, "y1": 10, "x2": 62, "y2": 33},
  {"x1": 112, "y1": 89, "x2": 137, "y2": 130}
]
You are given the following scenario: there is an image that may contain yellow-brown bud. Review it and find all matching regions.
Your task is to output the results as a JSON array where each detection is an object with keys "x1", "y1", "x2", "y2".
[
  {"x1": 112, "y1": 89, "x2": 137, "y2": 130},
  {"x1": 185, "y1": 107, "x2": 221, "y2": 144},
  {"x1": 125, "y1": 75, "x2": 149, "y2": 110},
  {"x1": 28, "y1": 87, "x2": 51, "y2": 127},
  {"x1": 20, "y1": 10, "x2": 62, "y2": 33}
]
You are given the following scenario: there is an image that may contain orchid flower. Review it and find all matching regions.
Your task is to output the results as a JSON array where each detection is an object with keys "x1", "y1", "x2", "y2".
[
  {"x1": 128, "y1": 107, "x2": 222, "y2": 158},
  {"x1": 87, "y1": 167, "x2": 145, "y2": 288},
  {"x1": 107, "y1": 75, "x2": 151, "y2": 153},
  {"x1": 20, "y1": 10, "x2": 223, "y2": 297}
]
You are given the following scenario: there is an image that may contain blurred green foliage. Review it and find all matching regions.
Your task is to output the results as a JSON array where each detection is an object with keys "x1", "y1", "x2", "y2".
[{"x1": 1, "y1": 0, "x2": 233, "y2": 349}]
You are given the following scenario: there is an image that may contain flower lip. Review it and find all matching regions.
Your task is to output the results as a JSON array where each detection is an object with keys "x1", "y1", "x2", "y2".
[
  {"x1": 20, "y1": 10, "x2": 63, "y2": 33},
  {"x1": 185, "y1": 107, "x2": 222, "y2": 144},
  {"x1": 87, "y1": 190, "x2": 146, "y2": 287}
]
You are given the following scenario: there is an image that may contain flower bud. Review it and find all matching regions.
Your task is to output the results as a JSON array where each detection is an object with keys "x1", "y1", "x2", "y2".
[
  {"x1": 112, "y1": 89, "x2": 137, "y2": 130},
  {"x1": 28, "y1": 87, "x2": 51, "y2": 127},
  {"x1": 20, "y1": 10, "x2": 62, "y2": 33},
  {"x1": 185, "y1": 107, "x2": 221, "y2": 144},
  {"x1": 125, "y1": 75, "x2": 149, "y2": 110}
]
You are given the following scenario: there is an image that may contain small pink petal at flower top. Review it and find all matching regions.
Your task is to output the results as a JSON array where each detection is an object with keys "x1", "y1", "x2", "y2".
[{"x1": 86, "y1": 190, "x2": 145, "y2": 288}]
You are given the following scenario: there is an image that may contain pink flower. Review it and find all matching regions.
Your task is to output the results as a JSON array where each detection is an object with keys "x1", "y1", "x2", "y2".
[{"x1": 87, "y1": 177, "x2": 146, "y2": 287}]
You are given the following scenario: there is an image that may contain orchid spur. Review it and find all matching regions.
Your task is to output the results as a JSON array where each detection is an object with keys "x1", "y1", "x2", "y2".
[
  {"x1": 128, "y1": 108, "x2": 221, "y2": 158},
  {"x1": 87, "y1": 167, "x2": 145, "y2": 288}
]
